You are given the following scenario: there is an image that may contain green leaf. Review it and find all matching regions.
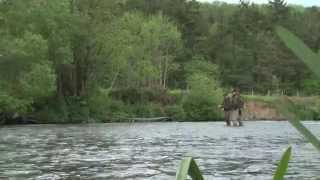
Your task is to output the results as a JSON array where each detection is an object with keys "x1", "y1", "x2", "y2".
[
  {"x1": 275, "y1": 97, "x2": 320, "y2": 152},
  {"x1": 176, "y1": 157, "x2": 204, "y2": 180},
  {"x1": 289, "y1": 119, "x2": 320, "y2": 152},
  {"x1": 275, "y1": 26, "x2": 320, "y2": 78},
  {"x1": 275, "y1": 26, "x2": 320, "y2": 152},
  {"x1": 273, "y1": 147, "x2": 292, "y2": 180}
]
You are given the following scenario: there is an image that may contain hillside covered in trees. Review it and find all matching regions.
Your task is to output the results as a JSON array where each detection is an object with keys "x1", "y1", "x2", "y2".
[{"x1": 0, "y1": 0, "x2": 320, "y2": 123}]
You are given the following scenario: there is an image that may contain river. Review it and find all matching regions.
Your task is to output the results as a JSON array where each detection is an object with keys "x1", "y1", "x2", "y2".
[{"x1": 0, "y1": 121, "x2": 319, "y2": 180}]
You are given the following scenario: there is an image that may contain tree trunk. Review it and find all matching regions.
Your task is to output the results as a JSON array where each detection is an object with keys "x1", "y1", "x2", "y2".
[
  {"x1": 56, "y1": 64, "x2": 77, "y2": 97},
  {"x1": 163, "y1": 54, "x2": 169, "y2": 89}
]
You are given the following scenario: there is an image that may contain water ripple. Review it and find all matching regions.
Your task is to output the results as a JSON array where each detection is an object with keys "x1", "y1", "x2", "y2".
[{"x1": 0, "y1": 121, "x2": 319, "y2": 179}]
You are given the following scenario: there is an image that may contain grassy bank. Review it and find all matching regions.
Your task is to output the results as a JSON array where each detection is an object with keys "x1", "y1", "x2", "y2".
[
  {"x1": 23, "y1": 88, "x2": 224, "y2": 124},
  {"x1": 244, "y1": 95, "x2": 320, "y2": 120},
  {"x1": 2, "y1": 91, "x2": 320, "y2": 124},
  {"x1": 33, "y1": 94, "x2": 320, "y2": 123}
]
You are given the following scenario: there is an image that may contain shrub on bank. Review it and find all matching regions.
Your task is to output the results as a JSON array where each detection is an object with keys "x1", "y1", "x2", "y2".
[
  {"x1": 22, "y1": 84, "x2": 226, "y2": 123},
  {"x1": 183, "y1": 74, "x2": 223, "y2": 121},
  {"x1": 109, "y1": 87, "x2": 177, "y2": 105},
  {"x1": 88, "y1": 88, "x2": 132, "y2": 122},
  {"x1": 168, "y1": 89, "x2": 186, "y2": 103},
  {"x1": 66, "y1": 97, "x2": 90, "y2": 123},
  {"x1": 33, "y1": 98, "x2": 68, "y2": 123},
  {"x1": 165, "y1": 105, "x2": 186, "y2": 121},
  {"x1": 34, "y1": 97, "x2": 90, "y2": 124},
  {"x1": 130, "y1": 103, "x2": 165, "y2": 118}
]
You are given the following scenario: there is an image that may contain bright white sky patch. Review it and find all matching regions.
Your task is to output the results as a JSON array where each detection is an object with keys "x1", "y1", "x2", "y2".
[{"x1": 197, "y1": 0, "x2": 320, "y2": 7}]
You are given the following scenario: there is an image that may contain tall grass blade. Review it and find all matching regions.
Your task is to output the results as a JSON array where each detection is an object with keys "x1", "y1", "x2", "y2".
[
  {"x1": 276, "y1": 26, "x2": 320, "y2": 152},
  {"x1": 273, "y1": 147, "x2": 292, "y2": 180},
  {"x1": 276, "y1": 26, "x2": 320, "y2": 78},
  {"x1": 275, "y1": 97, "x2": 320, "y2": 152},
  {"x1": 176, "y1": 157, "x2": 204, "y2": 180}
]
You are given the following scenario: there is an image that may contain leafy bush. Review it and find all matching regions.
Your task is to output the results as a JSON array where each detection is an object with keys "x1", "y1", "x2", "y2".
[
  {"x1": 168, "y1": 89, "x2": 185, "y2": 104},
  {"x1": 34, "y1": 98, "x2": 69, "y2": 123},
  {"x1": 88, "y1": 88, "x2": 133, "y2": 121},
  {"x1": 303, "y1": 78, "x2": 320, "y2": 95},
  {"x1": 65, "y1": 97, "x2": 90, "y2": 123},
  {"x1": 309, "y1": 99, "x2": 320, "y2": 120},
  {"x1": 109, "y1": 87, "x2": 177, "y2": 105},
  {"x1": 183, "y1": 73, "x2": 223, "y2": 121},
  {"x1": 184, "y1": 55, "x2": 219, "y2": 79},
  {"x1": 88, "y1": 88, "x2": 111, "y2": 120},
  {"x1": 0, "y1": 31, "x2": 56, "y2": 122},
  {"x1": 165, "y1": 105, "x2": 186, "y2": 121},
  {"x1": 131, "y1": 103, "x2": 164, "y2": 117},
  {"x1": 34, "y1": 97, "x2": 90, "y2": 124},
  {"x1": 20, "y1": 63, "x2": 56, "y2": 101},
  {"x1": 105, "y1": 100, "x2": 132, "y2": 121},
  {"x1": 0, "y1": 91, "x2": 32, "y2": 115}
]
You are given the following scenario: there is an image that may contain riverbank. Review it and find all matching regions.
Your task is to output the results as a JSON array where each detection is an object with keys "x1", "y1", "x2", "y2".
[
  {"x1": 1, "y1": 93, "x2": 320, "y2": 125},
  {"x1": 243, "y1": 95, "x2": 320, "y2": 121}
]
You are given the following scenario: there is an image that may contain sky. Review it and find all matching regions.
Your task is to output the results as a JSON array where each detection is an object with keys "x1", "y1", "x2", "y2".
[{"x1": 197, "y1": 0, "x2": 320, "y2": 7}]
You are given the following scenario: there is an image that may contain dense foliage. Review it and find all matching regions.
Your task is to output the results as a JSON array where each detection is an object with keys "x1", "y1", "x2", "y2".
[{"x1": 0, "y1": 0, "x2": 319, "y2": 123}]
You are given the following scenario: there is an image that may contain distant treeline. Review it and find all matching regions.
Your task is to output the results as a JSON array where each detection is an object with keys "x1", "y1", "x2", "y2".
[{"x1": 0, "y1": 0, "x2": 319, "y2": 123}]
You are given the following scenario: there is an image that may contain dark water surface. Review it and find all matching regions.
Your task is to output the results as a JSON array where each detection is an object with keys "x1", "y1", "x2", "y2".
[{"x1": 0, "y1": 121, "x2": 319, "y2": 180}]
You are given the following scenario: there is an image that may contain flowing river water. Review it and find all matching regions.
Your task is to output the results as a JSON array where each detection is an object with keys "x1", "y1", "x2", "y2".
[{"x1": 0, "y1": 121, "x2": 319, "y2": 180}]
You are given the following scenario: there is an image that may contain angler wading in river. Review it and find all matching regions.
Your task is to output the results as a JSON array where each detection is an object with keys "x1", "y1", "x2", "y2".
[{"x1": 220, "y1": 88, "x2": 244, "y2": 126}]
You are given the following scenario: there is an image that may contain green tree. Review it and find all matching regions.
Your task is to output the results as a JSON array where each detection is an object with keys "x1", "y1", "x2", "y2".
[
  {"x1": 0, "y1": 31, "x2": 55, "y2": 116},
  {"x1": 107, "y1": 12, "x2": 182, "y2": 90},
  {"x1": 183, "y1": 73, "x2": 223, "y2": 121}
]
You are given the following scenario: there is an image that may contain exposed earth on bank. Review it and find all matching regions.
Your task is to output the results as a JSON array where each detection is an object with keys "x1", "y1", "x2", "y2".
[{"x1": 243, "y1": 101, "x2": 285, "y2": 121}]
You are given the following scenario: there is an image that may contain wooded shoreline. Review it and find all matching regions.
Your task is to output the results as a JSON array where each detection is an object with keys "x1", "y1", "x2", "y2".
[
  {"x1": 1, "y1": 95, "x2": 319, "y2": 125},
  {"x1": 1, "y1": 0, "x2": 320, "y2": 125}
]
